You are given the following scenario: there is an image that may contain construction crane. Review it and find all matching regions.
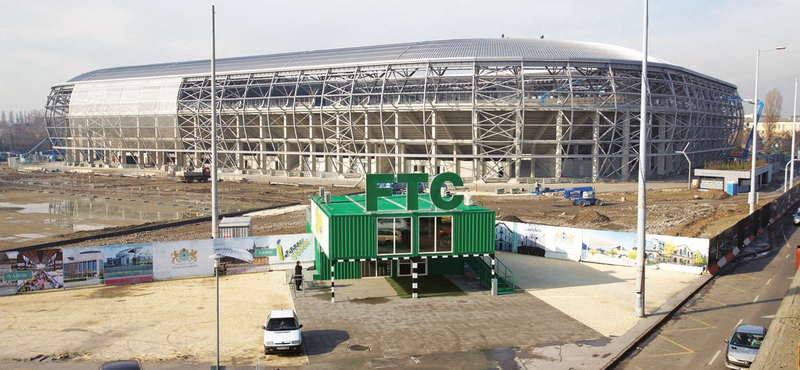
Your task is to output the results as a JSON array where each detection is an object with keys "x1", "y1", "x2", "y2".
[
  {"x1": 20, "y1": 138, "x2": 52, "y2": 163},
  {"x1": 723, "y1": 98, "x2": 764, "y2": 163}
]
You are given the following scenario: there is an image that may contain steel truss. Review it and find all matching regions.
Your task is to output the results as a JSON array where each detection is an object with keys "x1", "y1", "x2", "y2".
[{"x1": 47, "y1": 60, "x2": 742, "y2": 182}]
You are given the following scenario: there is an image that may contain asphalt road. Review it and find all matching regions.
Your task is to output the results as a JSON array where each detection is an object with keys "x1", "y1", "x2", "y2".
[{"x1": 613, "y1": 213, "x2": 798, "y2": 370}]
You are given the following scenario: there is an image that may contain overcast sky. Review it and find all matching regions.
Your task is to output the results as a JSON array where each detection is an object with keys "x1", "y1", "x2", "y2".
[{"x1": 1, "y1": 0, "x2": 798, "y2": 116}]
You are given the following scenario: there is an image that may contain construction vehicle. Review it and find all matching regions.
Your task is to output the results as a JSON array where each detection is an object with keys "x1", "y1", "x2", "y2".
[
  {"x1": 530, "y1": 185, "x2": 593, "y2": 197},
  {"x1": 566, "y1": 187, "x2": 602, "y2": 207},
  {"x1": 530, "y1": 185, "x2": 601, "y2": 206},
  {"x1": 176, "y1": 167, "x2": 211, "y2": 183}
]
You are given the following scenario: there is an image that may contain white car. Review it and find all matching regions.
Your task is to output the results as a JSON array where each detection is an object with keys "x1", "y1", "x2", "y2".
[
  {"x1": 793, "y1": 211, "x2": 800, "y2": 225},
  {"x1": 262, "y1": 309, "x2": 303, "y2": 354}
]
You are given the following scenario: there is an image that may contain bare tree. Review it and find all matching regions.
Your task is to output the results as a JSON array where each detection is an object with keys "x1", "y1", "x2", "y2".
[{"x1": 762, "y1": 88, "x2": 783, "y2": 141}]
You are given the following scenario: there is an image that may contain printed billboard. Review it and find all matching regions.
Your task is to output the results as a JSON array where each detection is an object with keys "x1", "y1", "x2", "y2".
[
  {"x1": 0, "y1": 250, "x2": 65, "y2": 294},
  {"x1": 62, "y1": 247, "x2": 104, "y2": 288},
  {"x1": 495, "y1": 221, "x2": 709, "y2": 272},
  {"x1": 102, "y1": 243, "x2": 154, "y2": 285},
  {"x1": 311, "y1": 202, "x2": 330, "y2": 255},
  {"x1": 212, "y1": 234, "x2": 314, "y2": 274},
  {"x1": 153, "y1": 239, "x2": 214, "y2": 280}
]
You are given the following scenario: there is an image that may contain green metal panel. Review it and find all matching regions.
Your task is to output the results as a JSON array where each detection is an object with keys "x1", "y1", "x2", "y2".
[
  {"x1": 427, "y1": 257, "x2": 465, "y2": 275},
  {"x1": 313, "y1": 246, "x2": 363, "y2": 280},
  {"x1": 453, "y1": 211, "x2": 495, "y2": 254},
  {"x1": 329, "y1": 215, "x2": 375, "y2": 260},
  {"x1": 333, "y1": 260, "x2": 362, "y2": 280},
  {"x1": 313, "y1": 242, "x2": 330, "y2": 280}
]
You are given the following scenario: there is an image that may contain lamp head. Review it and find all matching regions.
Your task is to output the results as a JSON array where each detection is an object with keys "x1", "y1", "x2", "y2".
[{"x1": 209, "y1": 253, "x2": 222, "y2": 268}]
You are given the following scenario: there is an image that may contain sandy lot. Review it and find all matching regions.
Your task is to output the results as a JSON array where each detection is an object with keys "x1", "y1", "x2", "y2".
[{"x1": 0, "y1": 271, "x2": 306, "y2": 368}]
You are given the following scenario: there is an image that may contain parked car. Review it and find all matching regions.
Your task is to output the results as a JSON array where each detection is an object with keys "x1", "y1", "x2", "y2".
[
  {"x1": 724, "y1": 324, "x2": 766, "y2": 369},
  {"x1": 378, "y1": 228, "x2": 404, "y2": 245},
  {"x1": 262, "y1": 309, "x2": 303, "y2": 354},
  {"x1": 97, "y1": 360, "x2": 144, "y2": 370},
  {"x1": 794, "y1": 210, "x2": 800, "y2": 225}
]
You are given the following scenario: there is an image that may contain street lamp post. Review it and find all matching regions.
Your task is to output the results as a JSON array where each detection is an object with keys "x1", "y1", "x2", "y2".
[
  {"x1": 209, "y1": 253, "x2": 222, "y2": 370},
  {"x1": 790, "y1": 77, "x2": 799, "y2": 192},
  {"x1": 749, "y1": 46, "x2": 786, "y2": 213},
  {"x1": 676, "y1": 142, "x2": 691, "y2": 190}
]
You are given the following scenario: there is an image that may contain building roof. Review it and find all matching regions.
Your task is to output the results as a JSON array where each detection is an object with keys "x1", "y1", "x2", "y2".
[
  {"x1": 67, "y1": 38, "x2": 671, "y2": 83},
  {"x1": 315, "y1": 193, "x2": 491, "y2": 217}
]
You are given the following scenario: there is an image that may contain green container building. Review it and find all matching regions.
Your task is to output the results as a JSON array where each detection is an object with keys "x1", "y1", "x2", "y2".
[{"x1": 309, "y1": 189, "x2": 495, "y2": 282}]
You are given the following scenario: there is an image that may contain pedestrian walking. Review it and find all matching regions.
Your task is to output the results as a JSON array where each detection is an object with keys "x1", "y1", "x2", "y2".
[{"x1": 294, "y1": 261, "x2": 303, "y2": 291}]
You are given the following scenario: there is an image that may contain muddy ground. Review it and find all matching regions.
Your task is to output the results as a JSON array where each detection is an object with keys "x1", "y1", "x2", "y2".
[{"x1": 0, "y1": 164, "x2": 775, "y2": 251}]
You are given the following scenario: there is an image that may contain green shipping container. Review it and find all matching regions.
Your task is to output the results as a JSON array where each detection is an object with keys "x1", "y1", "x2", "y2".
[{"x1": 310, "y1": 191, "x2": 493, "y2": 280}]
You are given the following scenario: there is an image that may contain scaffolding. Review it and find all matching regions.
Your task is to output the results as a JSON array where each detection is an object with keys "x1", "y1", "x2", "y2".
[{"x1": 44, "y1": 38, "x2": 743, "y2": 182}]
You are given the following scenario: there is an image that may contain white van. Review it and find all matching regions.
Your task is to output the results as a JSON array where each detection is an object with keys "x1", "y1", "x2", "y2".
[{"x1": 262, "y1": 309, "x2": 303, "y2": 354}]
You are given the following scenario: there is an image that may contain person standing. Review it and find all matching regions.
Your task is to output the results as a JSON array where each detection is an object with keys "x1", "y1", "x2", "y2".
[{"x1": 294, "y1": 261, "x2": 303, "y2": 291}]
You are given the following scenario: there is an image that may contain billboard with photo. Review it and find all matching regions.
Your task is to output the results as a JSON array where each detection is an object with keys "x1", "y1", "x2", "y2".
[
  {"x1": 1, "y1": 249, "x2": 65, "y2": 293},
  {"x1": 63, "y1": 247, "x2": 104, "y2": 288},
  {"x1": 495, "y1": 221, "x2": 709, "y2": 272},
  {"x1": 102, "y1": 243, "x2": 154, "y2": 286}
]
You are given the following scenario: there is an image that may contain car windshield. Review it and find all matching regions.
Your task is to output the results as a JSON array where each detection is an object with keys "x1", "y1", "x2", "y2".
[
  {"x1": 267, "y1": 317, "x2": 298, "y2": 331},
  {"x1": 731, "y1": 331, "x2": 765, "y2": 349}
]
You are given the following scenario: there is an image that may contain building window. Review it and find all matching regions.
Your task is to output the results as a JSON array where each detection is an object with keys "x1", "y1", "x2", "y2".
[
  {"x1": 418, "y1": 216, "x2": 452, "y2": 253},
  {"x1": 398, "y1": 259, "x2": 427, "y2": 276},
  {"x1": 377, "y1": 217, "x2": 412, "y2": 255},
  {"x1": 361, "y1": 260, "x2": 391, "y2": 278}
]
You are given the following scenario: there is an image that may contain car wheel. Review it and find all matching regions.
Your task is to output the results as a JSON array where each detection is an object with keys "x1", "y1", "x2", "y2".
[
  {"x1": 578, "y1": 200, "x2": 587, "y2": 207},
  {"x1": 596, "y1": 199, "x2": 603, "y2": 206}
]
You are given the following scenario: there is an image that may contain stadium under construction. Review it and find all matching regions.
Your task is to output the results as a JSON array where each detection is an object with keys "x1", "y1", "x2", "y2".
[{"x1": 44, "y1": 38, "x2": 743, "y2": 182}]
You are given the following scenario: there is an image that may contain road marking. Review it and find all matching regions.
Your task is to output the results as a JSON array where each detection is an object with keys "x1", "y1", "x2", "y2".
[
  {"x1": 787, "y1": 254, "x2": 791, "y2": 259},
  {"x1": 762, "y1": 315, "x2": 775, "y2": 319},
  {"x1": 708, "y1": 349, "x2": 721, "y2": 365},
  {"x1": 753, "y1": 295, "x2": 759, "y2": 303},
  {"x1": 701, "y1": 297, "x2": 730, "y2": 307},
  {"x1": 734, "y1": 319, "x2": 742, "y2": 330},
  {"x1": 724, "y1": 286, "x2": 747, "y2": 294},
  {"x1": 648, "y1": 335, "x2": 695, "y2": 357},
  {"x1": 663, "y1": 316, "x2": 715, "y2": 333},
  {"x1": 766, "y1": 278, "x2": 772, "y2": 285},
  {"x1": 728, "y1": 274, "x2": 756, "y2": 280}
]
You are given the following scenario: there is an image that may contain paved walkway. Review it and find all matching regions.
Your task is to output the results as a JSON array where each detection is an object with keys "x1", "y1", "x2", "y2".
[{"x1": 284, "y1": 251, "x2": 709, "y2": 370}]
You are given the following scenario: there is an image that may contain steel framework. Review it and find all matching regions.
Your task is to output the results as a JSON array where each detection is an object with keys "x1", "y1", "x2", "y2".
[{"x1": 45, "y1": 39, "x2": 742, "y2": 182}]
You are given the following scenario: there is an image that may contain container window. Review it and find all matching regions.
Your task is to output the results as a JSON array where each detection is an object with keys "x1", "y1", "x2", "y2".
[
  {"x1": 377, "y1": 217, "x2": 412, "y2": 255},
  {"x1": 418, "y1": 216, "x2": 452, "y2": 253}
]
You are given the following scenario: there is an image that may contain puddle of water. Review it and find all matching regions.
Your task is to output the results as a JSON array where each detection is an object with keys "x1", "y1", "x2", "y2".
[{"x1": 0, "y1": 193, "x2": 199, "y2": 241}]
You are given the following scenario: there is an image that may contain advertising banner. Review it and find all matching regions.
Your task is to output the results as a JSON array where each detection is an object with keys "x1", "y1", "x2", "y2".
[
  {"x1": 213, "y1": 234, "x2": 314, "y2": 274},
  {"x1": 62, "y1": 247, "x2": 105, "y2": 288},
  {"x1": 311, "y1": 202, "x2": 330, "y2": 255},
  {"x1": 7, "y1": 249, "x2": 64, "y2": 293},
  {"x1": 496, "y1": 221, "x2": 709, "y2": 272},
  {"x1": 153, "y1": 239, "x2": 214, "y2": 280},
  {"x1": 102, "y1": 243, "x2": 154, "y2": 286}
]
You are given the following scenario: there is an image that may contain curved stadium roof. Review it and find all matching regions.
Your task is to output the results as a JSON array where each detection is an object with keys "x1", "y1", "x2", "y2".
[{"x1": 66, "y1": 38, "x2": 674, "y2": 83}]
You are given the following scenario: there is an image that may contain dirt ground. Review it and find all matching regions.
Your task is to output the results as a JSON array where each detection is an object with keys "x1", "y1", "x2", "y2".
[
  {"x1": 0, "y1": 164, "x2": 782, "y2": 368},
  {"x1": 0, "y1": 164, "x2": 775, "y2": 251}
]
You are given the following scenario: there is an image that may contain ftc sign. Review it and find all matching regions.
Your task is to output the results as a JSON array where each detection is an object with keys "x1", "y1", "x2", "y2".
[{"x1": 365, "y1": 172, "x2": 464, "y2": 212}]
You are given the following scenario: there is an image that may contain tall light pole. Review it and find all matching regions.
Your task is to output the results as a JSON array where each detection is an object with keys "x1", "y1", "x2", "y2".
[
  {"x1": 790, "y1": 77, "x2": 799, "y2": 191},
  {"x1": 749, "y1": 46, "x2": 786, "y2": 213},
  {"x1": 635, "y1": 0, "x2": 649, "y2": 319},
  {"x1": 211, "y1": 5, "x2": 220, "y2": 238},
  {"x1": 210, "y1": 253, "x2": 222, "y2": 370}
]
